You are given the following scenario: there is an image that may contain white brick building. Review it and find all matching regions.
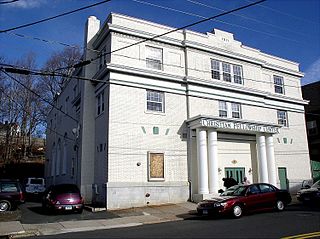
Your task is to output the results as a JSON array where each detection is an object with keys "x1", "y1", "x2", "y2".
[{"x1": 46, "y1": 13, "x2": 311, "y2": 209}]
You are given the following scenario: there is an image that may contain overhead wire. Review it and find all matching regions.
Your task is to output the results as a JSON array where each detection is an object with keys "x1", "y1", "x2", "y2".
[
  {"x1": 0, "y1": 87, "x2": 76, "y2": 142},
  {"x1": 0, "y1": 0, "x2": 111, "y2": 33},
  {"x1": 131, "y1": 0, "x2": 300, "y2": 44},
  {"x1": 0, "y1": 68, "x2": 79, "y2": 123},
  {"x1": 55, "y1": 0, "x2": 267, "y2": 72},
  {"x1": 185, "y1": 0, "x2": 307, "y2": 38},
  {"x1": 0, "y1": 0, "x2": 19, "y2": 4}
]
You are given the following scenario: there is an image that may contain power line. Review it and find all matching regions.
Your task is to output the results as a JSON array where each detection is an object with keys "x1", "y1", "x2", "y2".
[
  {"x1": 132, "y1": 0, "x2": 300, "y2": 44},
  {"x1": 55, "y1": 0, "x2": 266, "y2": 72},
  {"x1": 0, "y1": 0, "x2": 111, "y2": 33},
  {"x1": 0, "y1": 69, "x2": 79, "y2": 123},
  {"x1": 0, "y1": 87, "x2": 76, "y2": 142},
  {"x1": 244, "y1": 0, "x2": 318, "y2": 25},
  {"x1": 186, "y1": 0, "x2": 306, "y2": 38},
  {"x1": 0, "y1": 0, "x2": 19, "y2": 4},
  {"x1": 5, "y1": 31, "x2": 101, "y2": 54}
]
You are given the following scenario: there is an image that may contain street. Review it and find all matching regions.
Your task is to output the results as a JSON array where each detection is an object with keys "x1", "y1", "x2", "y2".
[{"x1": 22, "y1": 203, "x2": 320, "y2": 239}]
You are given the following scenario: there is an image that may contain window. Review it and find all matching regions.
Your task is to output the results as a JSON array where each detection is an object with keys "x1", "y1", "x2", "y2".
[
  {"x1": 146, "y1": 90, "x2": 164, "y2": 113},
  {"x1": 219, "y1": 101, "x2": 228, "y2": 117},
  {"x1": 222, "y1": 62, "x2": 231, "y2": 82},
  {"x1": 277, "y1": 110, "x2": 288, "y2": 127},
  {"x1": 307, "y1": 120, "x2": 318, "y2": 136},
  {"x1": 96, "y1": 91, "x2": 105, "y2": 116},
  {"x1": 259, "y1": 184, "x2": 275, "y2": 193},
  {"x1": 231, "y1": 103, "x2": 241, "y2": 118},
  {"x1": 274, "y1": 75, "x2": 284, "y2": 94},
  {"x1": 99, "y1": 47, "x2": 106, "y2": 69},
  {"x1": 211, "y1": 59, "x2": 243, "y2": 84},
  {"x1": 219, "y1": 101, "x2": 242, "y2": 119},
  {"x1": 233, "y1": 65, "x2": 243, "y2": 84},
  {"x1": 148, "y1": 152, "x2": 164, "y2": 181},
  {"x1": 211, "y1": 60, "x2": 220, "y2": 80},
  {"x1": 146, "y1": 46, "x2": 163, "y2": 70}
]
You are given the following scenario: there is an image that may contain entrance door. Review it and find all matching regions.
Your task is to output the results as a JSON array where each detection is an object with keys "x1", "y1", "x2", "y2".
[
  {"x1": 278, "y1": 167, "x2": 288, "y2": 190},
  {"x1": 225, "y1": 167, "x2": 245, "y2": 184}
]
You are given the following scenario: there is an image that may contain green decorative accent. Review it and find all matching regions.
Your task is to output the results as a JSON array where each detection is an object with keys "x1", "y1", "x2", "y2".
[
  {"x1": 225, "y1": 167, "x2": 245, "y2": 184},
  {"x1": 311, "y1": 160, "x2": 320, "y2": 182},
  {"x1": 283, "y1": 138, "x2": 288, "y2": 144},
  {"x1": 141, "y1": 126, "x2": 146, "y2": 134},
  {"x1": 165, "y1": 128, "x2": 170, "y2": 135},
  {"x1": 153, "y1": 126, "x2": 159, "y2": 135}
]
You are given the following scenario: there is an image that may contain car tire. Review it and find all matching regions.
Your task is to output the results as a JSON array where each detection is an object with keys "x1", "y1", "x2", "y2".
[
  {"x1": 0, "y1": 200, "x2": 12, "y2": 212},
  {"x1": 232, "y1": 205, "x2": 243, "y2": 218},
  {"x1": 276, "y1": 200, "x2": 285, "y2": 211}
]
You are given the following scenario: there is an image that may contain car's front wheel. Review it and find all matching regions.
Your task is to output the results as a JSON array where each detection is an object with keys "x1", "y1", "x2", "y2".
[
  {"x1": 0, "y1": 200, "x2": 11, "y2": 212},
  {"x1": 276, "y1": 200, "x2": 285, "y2": 211},
  {"x1": 232, "y1": 205, "x2": 243, "y2": 218}
]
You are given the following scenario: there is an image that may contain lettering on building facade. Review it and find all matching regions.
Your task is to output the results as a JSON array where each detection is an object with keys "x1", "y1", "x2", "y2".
[{"x1": 200, "y1": 119, "x2": 280, "y2": 134}]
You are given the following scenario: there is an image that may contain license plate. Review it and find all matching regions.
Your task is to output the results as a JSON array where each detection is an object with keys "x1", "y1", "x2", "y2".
[
  {"x1": 65, "y1": 206, "x2": 73, "y2": 210},
  {"x1": 203, "y1": 210, "x2": 208, "y2": 215}
]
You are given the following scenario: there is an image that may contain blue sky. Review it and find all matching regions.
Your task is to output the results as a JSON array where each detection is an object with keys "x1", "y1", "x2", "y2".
[{"x1": 0, "y1": 0, "x2": 319, "y2": 85}]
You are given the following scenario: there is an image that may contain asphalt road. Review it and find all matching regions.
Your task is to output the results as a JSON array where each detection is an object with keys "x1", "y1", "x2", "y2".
[{"x1": 24, "y1": 204, "x2": 320, "y2": 239}]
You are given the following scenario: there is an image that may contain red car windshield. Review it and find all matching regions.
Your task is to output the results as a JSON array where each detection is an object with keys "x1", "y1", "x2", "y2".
[{"x1": 221, "y1": 186, "x2": 247, "y2": 196}]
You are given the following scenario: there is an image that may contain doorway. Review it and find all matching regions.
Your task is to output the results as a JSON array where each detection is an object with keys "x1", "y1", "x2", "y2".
[
  {"x1": 225, "y1": 167, "x2": 245, "y2": 183},
  {"x1": 278, "y1": 167, "x2": 288, "y2": 190}
]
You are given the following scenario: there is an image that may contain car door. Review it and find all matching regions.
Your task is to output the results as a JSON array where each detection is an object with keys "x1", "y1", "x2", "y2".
[
  {"x1": 242, "y1": 185, "x2": 262, "y2": 212},
  {"x1": 258, "y1": 184, "x2": 277, "y2": 209}
]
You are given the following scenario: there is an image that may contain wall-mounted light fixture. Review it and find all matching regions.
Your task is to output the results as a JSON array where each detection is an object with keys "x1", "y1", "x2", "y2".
[
  {"x1": 218, "y1": 168, "x2": 222, "y2": 173},
  {"x1": 248, "y1": 168, "x2": 252, "y2": 175}
]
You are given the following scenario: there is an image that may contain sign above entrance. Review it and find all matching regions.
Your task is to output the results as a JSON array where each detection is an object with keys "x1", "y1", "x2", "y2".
[{"x1": 200, "y1": 119, "x2": 280, "y2": 134}]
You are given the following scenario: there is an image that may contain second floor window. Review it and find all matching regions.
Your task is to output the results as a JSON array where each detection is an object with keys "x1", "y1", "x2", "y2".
[
  {"x1": 277, "y1": 110, "x2": 288, "y2": 127},
  {"x1": 307, "y1": 120, "x2": 317, "y2": 136},
  {"x1": 219, "y1": 101, "x2": 242, "y2": 119},
  {"x1": 211, "y1": 59, "x2": 243, "y2": 84},
  {"x1": 147, "y1": 90, "x2": 164, "y2": 113},
  {"x1": 274, "y1": 75, "x2": 284, "y2": 94},
  {"x1": 146, "y1": 46, "x2": 163, "y2": 70}
]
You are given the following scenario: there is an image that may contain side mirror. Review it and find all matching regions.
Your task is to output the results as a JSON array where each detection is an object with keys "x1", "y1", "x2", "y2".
[{"x1": 218, "y1": 189, "x2": 224, "y2": 194}]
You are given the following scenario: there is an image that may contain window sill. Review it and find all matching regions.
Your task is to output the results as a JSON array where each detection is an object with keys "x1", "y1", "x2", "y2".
[{"x1": 145, "y1": 110, "x2": 166, "y2": 116}]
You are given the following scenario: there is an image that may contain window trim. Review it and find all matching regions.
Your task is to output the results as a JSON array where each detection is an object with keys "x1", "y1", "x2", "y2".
[
  {"x1": 146, "y1": 90, "x2": 165, "y2": 113},
  {"x1": 146, "y1": 45, "x2": 163, "y2": 70},
  {"x1": 96, "y1": 91, "x2": 105, "y2": 116},
  {"x1": 148, "y1": 152, "x2": 165, "y2": 182},
  {"x1": 211, "y1": 59, "x2": 243, "y2": 84},
  {"x1": 274, "y1": 75, "x2": 285, "y2": 94},
  {"x1": 219, "y1": 100, "x2": 242, "y2": 119},
  {"x1": 277, "y1": 110, "x2": 288, "y2": 127}
]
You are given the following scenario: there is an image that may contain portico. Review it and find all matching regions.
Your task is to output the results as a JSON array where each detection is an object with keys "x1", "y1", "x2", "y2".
[{"x1": 188, "y1": 116, "x2": 281, "y2": 202}]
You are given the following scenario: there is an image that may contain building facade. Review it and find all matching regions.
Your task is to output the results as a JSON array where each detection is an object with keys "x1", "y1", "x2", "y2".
[
  {"x1": 46, "y1": 13, "x2": 311, "y2": 209},
  {"x1": 302, "y1": 81, "x2": 320, "y2": 182}
]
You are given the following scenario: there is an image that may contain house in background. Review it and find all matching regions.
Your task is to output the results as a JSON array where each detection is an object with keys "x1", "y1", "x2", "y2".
[
  {"x1": 302, "y1": 81, "x2": 320, "y2": 182},
  {"x1": 46, "y1": 13, "x2": 311, "y2": 209}
]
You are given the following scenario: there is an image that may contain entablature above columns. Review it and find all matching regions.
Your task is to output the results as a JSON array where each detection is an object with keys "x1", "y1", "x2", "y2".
[{"x1": 187, "y1": 115, "x2": 282, "y2": 135}]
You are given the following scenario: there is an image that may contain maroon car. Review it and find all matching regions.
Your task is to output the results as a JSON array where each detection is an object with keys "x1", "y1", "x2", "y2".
[
  {"x1": 0, "y1": 179, "x2": 25, "y2": 212},
  {"x1": 42, "y1": 184, "x2": 84, "y2": 213},
  {"x1": 197, "y1": 183, "x2": 292, "y2": 218}
]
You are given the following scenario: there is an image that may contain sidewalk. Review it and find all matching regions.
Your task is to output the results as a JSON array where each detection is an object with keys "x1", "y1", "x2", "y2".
[{"x1": 0, "y1": 202, "x2": 197, "y2": 238}]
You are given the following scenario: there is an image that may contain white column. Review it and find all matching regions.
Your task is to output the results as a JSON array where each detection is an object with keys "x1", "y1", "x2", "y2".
[
  {"x1": 196, "y1": 128, "x2": 209, "y2": 194},
  {"x1": 266, "y1": 135, "x2": 277, "y2": 186},
  {"x1": 208, "y1": 130, "x2": 219, "y2": 194},
  {"x1": 256, "y1": 134, "x2": 269, "y2": 183}
]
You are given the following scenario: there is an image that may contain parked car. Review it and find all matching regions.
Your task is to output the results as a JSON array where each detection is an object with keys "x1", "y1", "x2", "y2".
[
  {"x1": 296, "y1": 179, "x2": 320, "y2": 204},
  {"x1": 42, "y1": 184, "x2": 84, "y2": 214},
  {"x1": 197, "y1": 183, "x2": 292, "y2": 218},
  {"x1": 24, "y1": 177, "x2": 46, "y2": 197},
  {"x1": 0, "y1": 179, "x2": 25, "y2": 212}
]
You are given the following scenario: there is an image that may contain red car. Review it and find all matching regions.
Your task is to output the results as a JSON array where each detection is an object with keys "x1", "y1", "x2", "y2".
[
  {"x1": 0, "y1": 179, "x2": 25, "y2": 212},
  {"x1": 42, "y1": 184, "x2": 84, "y2": 214},
  {"x1": 197, "y1": 183, "x2": 291, "y2": 218}
]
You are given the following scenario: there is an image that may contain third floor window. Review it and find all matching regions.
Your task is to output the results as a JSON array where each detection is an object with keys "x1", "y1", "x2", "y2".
[
  {"x1": 274, "y1": 75, "x2": 284, "y2": 94},
  {"x1": 211, "y1": 59, "x2": 243, "y2": 84},
  {"x1": 146, "y1": 46, "x2": 163, "y2": 70}
]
